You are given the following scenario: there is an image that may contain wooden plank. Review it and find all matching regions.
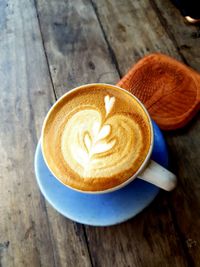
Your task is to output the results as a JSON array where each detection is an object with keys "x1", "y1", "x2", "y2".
[
  {"x1": 0, "y1": 0, "x2": 91, "y2": 266},
  {"x1": 35, "y1": 0, "x2": 119, "y2": 96},
  {"x1": 152, "y1": 0, "x2": 200, "y2": 71},
  {"x1": 86, "y1": 194, "x2": 189, "y2": 267},
  {"x1": 91, "y1": 0, "x2": 182, "y2": 76},
  {"x1": 151, "y1": 0, "x2": 200, "y2": 264},
  {"x1": 35, "y1": 0, "x2": 192, "y2": 266},
  {"x1": 88, "y1": 0, "x2": 200, "y2": 266}
]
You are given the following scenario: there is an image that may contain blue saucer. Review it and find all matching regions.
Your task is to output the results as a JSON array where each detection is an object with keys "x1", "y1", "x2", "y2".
[{"x1": 34, "y1": 121, "x2": 168, "y2": 226}]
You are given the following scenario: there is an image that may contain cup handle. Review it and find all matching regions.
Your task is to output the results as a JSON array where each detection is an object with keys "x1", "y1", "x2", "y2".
[{"x1": 138, "y1": 160, "x2": 177, "y2": 191}]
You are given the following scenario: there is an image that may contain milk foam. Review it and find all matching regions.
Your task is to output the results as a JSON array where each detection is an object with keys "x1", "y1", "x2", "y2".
[
  {"x1": 42, "y1": 85, "x2": 151, "y2": 191},
  {"x1": 61, "y1": 95, "x2": 142, "y2": 178}
]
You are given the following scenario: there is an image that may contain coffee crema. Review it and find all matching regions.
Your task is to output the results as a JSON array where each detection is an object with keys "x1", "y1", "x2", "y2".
[{"x1": 42, "y1": 84, "x2": 152, "y2": 192}]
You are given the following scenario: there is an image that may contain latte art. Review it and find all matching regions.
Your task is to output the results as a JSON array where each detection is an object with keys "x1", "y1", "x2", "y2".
[
  {"x1": 42, "y1": 84, "x2": 152, "y2": 192},
  {"x1": 61, "y1": 95, "x2": 140, "y2": 179}
]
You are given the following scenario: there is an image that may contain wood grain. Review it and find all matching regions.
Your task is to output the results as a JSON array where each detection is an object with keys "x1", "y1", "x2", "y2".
[
  {"x1": 151, "y1": 0, "x2": 200, "y2": 264},
  {"x1": 117, "y1": 53, "x2": 200, "y2": 130},
  {"x1": 86, "y1": 193, "x2": 190, "y2": 267},
  {"x1": 152, "y1": 0, "x2": 200, "y2": 72},
  {"x1": 35, "y1": 0, "x2": 119, "y2": 96},
  {"x1": 91, "y1": 0, "x2": 182, "y2": 76},
  {"x1": 34, "y1": 0, "x2": 194, "y2": 266},
  {"x1": 0, "y1": 0, "x2": 91, "y2": 266},
  {"x1": 1, "y1": 0, "x2": 199, "y2": 265},
  {"x1": 90, "y1": 0, "x2": 200, "y2": 266}
]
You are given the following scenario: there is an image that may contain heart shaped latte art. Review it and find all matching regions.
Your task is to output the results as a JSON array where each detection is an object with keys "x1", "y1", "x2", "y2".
[{"x1": 61, "y1": 96, "x2": 143, "y2": 179}]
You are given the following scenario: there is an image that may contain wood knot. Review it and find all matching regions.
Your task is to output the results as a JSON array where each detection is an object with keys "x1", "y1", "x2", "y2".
[
  {"x1": 191, "y1": 30, "x2": 200, "y2": 39},
  {"x1": 0, "y1": 241, "x2": 10, "y2": 251},
  {"x1": 186, "y1": 238, "x2": 197, "y2": 248},
  {"x1": 88, "y1": 61, "x2": 95, "y2": 70},
  {"x1": 179, "y1": 44, "x2": 191, "y2": 50},
  {"x1": 117, "y1": 23, "x2": 126, "y2": 33}
]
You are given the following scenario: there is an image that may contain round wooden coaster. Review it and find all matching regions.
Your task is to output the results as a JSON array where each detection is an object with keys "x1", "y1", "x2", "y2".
[{"x1": 117, "y1": 53, "x2": 200, "y2": 130}]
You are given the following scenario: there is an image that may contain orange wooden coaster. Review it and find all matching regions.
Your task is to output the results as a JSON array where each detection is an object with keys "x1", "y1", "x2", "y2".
[{"x1": 117, "y1": 53, "x2": 200, "y2": 130}]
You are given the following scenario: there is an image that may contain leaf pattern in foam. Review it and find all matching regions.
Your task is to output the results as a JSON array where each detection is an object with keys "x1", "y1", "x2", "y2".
[
  {"x1": 91, "y1": 139, "x2": 116, "y2": 155},
  {"x1": 83, "y1": 95, "x2": 117, "y2": 159},
  {"x1": 92, "y1": 121, "x2": 100, "y2": 137},
  {"x1": 84, "y1": 133, "x2": 91, "y2": 151},
  {"x1": 96, "y1": 124, "x2": 110, "y2": 140}
]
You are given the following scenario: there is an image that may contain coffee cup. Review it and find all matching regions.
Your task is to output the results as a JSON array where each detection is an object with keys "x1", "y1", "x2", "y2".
[{"x1": 41, "y1": 83, "x2": 177, "y2": 194}]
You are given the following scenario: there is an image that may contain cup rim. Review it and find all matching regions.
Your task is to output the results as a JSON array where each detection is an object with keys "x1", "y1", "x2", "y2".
[{"x1": 41, "y1": 83, "x2": 154, "y2": 194}]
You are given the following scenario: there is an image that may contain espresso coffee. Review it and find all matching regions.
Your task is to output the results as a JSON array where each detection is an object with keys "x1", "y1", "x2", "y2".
[{"x1": 42, "y1": 84, "x2": 152, "y2": 192}]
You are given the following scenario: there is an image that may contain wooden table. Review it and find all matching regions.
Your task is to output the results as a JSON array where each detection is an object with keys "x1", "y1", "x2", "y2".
[{"x1": 0, "y1": 0, "x2": 200, "y2": 266}]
